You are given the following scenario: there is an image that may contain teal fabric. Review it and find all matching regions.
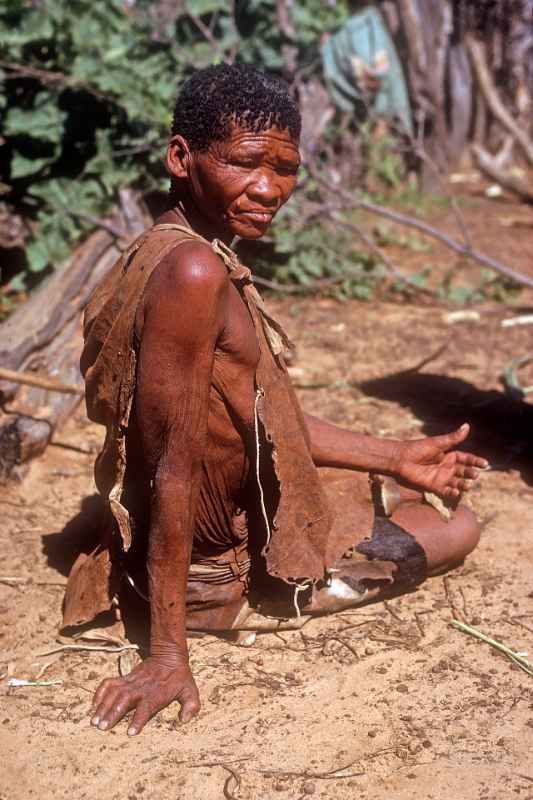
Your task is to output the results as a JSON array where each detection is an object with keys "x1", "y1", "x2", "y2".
[{"x1": 322, "y1": 6, "x2": 413, "y2": 135}]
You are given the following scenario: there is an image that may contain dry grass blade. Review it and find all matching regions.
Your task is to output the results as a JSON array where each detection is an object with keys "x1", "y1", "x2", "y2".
[
  {"x1": 8, "y1": 677, "x2": 62, "y2": 687},
  {"x1": 451, "y1": 620, "x2": 533, "y2": 677}
]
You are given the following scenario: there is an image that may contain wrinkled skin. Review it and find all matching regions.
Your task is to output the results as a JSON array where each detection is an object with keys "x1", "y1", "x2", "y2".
[{"x1": 90, "y1": 122, "x2": 487, "y2": 736}]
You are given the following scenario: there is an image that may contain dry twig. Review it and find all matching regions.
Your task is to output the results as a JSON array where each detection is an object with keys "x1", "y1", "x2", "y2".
[{"x1": 0, "y1": 367, "x2": 82, "y2": 395}]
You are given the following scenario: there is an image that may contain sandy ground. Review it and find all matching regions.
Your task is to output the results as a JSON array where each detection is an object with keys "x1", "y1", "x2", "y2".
[{"x1": 2, "y1": 193, "x2": 533, "y2": 799}]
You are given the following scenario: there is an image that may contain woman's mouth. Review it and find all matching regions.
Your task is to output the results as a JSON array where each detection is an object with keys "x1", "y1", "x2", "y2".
[{"x1": 237, "y1": 210, "x2": 273, "y2": 224}]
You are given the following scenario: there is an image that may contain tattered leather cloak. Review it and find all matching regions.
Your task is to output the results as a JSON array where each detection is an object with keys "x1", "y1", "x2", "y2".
[{"x1": 63, "y1": 220, "x2": 363, "y2": 626}]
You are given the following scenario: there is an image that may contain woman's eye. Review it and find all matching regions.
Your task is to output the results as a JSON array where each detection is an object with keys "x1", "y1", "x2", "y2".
[
  {"x1": 232, "y1": 158, "x2": 256, "y2": 169},
  {"x1": 279, "y1": 165, "x2": 299, "y2": 176}
]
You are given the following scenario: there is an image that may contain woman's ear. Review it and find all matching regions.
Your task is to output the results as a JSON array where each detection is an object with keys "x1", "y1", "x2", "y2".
[{"x1": 166, "y1": 135, "x2": 191, "y2": 179}]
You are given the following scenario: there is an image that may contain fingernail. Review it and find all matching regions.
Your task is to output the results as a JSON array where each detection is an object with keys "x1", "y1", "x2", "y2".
[
  {"x1": 98, "y1": 720, "x2": 109, "y2": 730},
  {"x1": 91, "y1": 716, "x2": 99, "y2": 726},
  {"x1": 127, "y1": 727, "x2": 137, "y2": 736}
]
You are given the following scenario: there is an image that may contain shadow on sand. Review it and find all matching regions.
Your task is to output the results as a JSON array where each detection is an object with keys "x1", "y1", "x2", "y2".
[{"x1": 42, "y1": 494, "x2": 150, "y2": 646}]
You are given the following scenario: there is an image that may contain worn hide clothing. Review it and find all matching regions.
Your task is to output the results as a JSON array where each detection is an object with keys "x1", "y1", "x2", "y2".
[{"x1": 63, "y1": 219, "x2": 426, "y2": 630}]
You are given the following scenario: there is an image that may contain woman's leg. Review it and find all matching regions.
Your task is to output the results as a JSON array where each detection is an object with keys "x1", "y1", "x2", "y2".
[
  {"x1": 303, "y1": 469, "x2": 481, "y2": 614},
  {"x1": 391, "y1": 500, "x2": 480, "y2": 575}
]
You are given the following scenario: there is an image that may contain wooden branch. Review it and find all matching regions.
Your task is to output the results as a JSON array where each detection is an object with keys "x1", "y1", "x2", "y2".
[
  {"x1": 309, "y1": 166, "x2": 533, "y2": 291},
  {"x1": 0, "y1": 367, "x2": 82, "y2": 395},
  {"x1": 466, "y1": 36, "x2": 533, "y2": 165},
  {"x1": 395, "y1": 0, "x2": 427, "y2": 79},
  {"x1": 305, "y1": 152, "x2": 533, "y2": 290},
  {"x1": 328, "y1": 211, "x2": 434, "y2": 296},
  {"x1": 0, "y1": 59, "x2": 114, "y2": 105},
  {"x1": 276, "y1": 0, "x2": 296, "y2": 40},
  {"x1": 471, "y1": 144, "x2": 533, "y2": 205},
  {"x1": 355, "y1": 196, "x2": 533, "y2": 289},
  {"x1": 185, "y1": 5, "x2": 233, "y2": 64}
]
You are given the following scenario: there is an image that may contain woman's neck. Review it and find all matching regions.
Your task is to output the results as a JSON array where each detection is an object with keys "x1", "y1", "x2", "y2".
[{"x1": 165, "y1": 189, "x2": 233, "y2": 245}]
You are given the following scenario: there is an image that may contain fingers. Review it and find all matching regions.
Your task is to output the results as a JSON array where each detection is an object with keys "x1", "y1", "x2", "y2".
[
  {"x1": 178, "y1": 682, "x2": 201, "y2": 724},
  {"x1": 91, "y1": 682, "x2": 139, "y2": 732},
  {"x1": 127, "y1": 702, "x2": 153, "y2": 737},
  {"x1": 445, "y1": 477, "x2": 475, "y2": 495},
  {"x1": 455, "y1": 451, "x2": 489, "y2": 469},
  {"x1": 432, "y1": 423, "x2": 470, "y2": 452},
  {"x1": 91, "y1": 677, "x2": 120, "y2": 713},
  {"x1": 125, "y1": 681, "x2": 200, "y2": 736}
]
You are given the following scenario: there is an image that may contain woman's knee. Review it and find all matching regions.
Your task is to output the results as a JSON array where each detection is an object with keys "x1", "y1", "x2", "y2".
[
  {"x1": 392, "y1": 501, "x2": 481, "y2": 573},
  {"x1": 449, "y1": 504, "x2": 481, "y2": 560},
  {"x1": 426, "y1": 504, "x2": 481, "y2": 573}
]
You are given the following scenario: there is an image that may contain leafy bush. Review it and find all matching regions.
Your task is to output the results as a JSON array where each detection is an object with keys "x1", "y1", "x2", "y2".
[
  {"x1": 1, "y1": 0, "x2": 185, "y2": 280},
  {"x1": 0, "y1": 0, "x2": 352, "y2": 289}
]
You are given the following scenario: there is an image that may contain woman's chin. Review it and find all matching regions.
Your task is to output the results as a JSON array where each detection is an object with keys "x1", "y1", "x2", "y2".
[{"x1": 230, "y1": 219, "x2": 272, "y2": 240}]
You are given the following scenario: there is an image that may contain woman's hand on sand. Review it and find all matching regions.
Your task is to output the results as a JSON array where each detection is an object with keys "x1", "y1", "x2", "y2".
[
  {"x1": 90, "y1": 658, "x2": 200, "y2": 735},
  {"x1": 394, "y1": 423, "x2": 488, "y2": 499}
]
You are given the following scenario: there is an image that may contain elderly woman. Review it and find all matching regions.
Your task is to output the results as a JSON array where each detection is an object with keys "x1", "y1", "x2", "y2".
[{"x1": 67, "y1": 64, "x2": 486, "y2": 736}]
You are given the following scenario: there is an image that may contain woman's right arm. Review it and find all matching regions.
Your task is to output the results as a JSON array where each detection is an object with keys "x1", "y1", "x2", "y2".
[{"x1": 90, "y1": 242, "x2": 229, "y2": 736}]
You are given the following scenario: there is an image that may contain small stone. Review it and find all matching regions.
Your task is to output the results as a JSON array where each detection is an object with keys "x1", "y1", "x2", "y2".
[
  {"x1": 367, "y1": 729, "x2": 378, "y2": 738},
  {"x1": 365, "y1": 646, "x2": 375, "y2": 656},
  {"x1": 302, "y1": 781, "x2": 316, "y2": 795},
  {"x1": 396, "y1": 684, "x2": 409, "y2": 694}
]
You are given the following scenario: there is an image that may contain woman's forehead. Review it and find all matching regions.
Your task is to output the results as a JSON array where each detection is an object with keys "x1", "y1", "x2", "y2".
[{"x1": 217, "y1": 123, "x2": 300, "y2": 153}]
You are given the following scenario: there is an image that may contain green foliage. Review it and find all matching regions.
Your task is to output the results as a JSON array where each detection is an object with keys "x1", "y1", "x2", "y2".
[
  {"x1": 238, "y1": 187, "x2": 388, "y2": 300},
  {"x1": 0, "y1": 0, "x2": 354, "y2": 287},
  {"x1": 437, "y1": 268, "x2": 522, "y2": 306},
  {"x1": 0, "y1": 0, "x2": 187, "y2": 276}
]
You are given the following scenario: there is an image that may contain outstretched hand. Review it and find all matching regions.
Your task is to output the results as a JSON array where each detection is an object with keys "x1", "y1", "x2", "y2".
[
  {"x1": 394, "y1": 423, "x2": 488, "y2": 499},
  {"x1": 90, "y1": 658, "x2": 200, "y2": 736}
]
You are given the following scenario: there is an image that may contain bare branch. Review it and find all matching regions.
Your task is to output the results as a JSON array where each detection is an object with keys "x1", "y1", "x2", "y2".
[
  {"x1": 328, "y1": 211, "x2": 435, "y2": 296},
  {"x1": 185, "y1": 4, "x2": 234, "y2": 65},
  {"x1": 67, "y1": 211, "x2": 129, "y2": 241},
  {"x1": 309, "y1": 167, "x2": 533, "y2": 291},
  {"x1": 466, "y1": 36, "x2": 533, "y2": 165},
  {"x1": 0, "y1": 60, "x2": 113, "y2": 104},
  {"x1": 353, "y1": 196, "x2": 533, "y2": 289}
]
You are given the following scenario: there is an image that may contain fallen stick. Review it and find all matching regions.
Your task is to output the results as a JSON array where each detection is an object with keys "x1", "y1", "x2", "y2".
[
  {"x1": 472, "y1": 145, "x2": 533, "y2": 205},
  {"x1": 309, "y1": 167, "x2": 533, "y2": 291},
  {"x1": 37, "y1": 643, "x2": 139, "y2": 657},
  {"x1": 0, "y1": 366, "x2": 83, "y2": 395},
  {"x1": 354, "y1": 197, "x2": 533, "y2": 290}
]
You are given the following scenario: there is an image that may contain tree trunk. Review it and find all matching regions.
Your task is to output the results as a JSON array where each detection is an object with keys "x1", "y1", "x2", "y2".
[{"x1": 0, "y1": 190, "x2": 149, "y2": 481}]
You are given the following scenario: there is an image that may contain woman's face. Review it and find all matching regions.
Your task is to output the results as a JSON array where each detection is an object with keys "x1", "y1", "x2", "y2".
[{"x1": 168, "y1": 124, "x2": 300, "y2": 239}]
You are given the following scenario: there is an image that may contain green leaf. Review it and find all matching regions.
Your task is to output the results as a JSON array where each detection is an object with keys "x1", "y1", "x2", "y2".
[
  {"x1": 10, "y1": 153, "x2": 52, "y2": 179},
  {"x1": 26, "y1": 239, "x2": 49, "y2": 272},
  {"x1": 0, "y1": 8, "x2": 54, "y2": 47},
  {"x1": 186, "y1": 0, "x2": 228, "y2": 16},
  {"x1": 4, "y1": 92, "x2": 65, "y2": 144}
]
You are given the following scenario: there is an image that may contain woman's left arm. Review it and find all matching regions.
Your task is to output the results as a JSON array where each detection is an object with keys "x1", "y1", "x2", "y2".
[{"x1": 304, "y1": 413, "x2": 488, "y2": 499}]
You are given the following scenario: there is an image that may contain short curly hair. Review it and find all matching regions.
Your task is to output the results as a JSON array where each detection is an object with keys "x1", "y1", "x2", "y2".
[{"x1": 171, "y1": 63, "x2": 301, "y2": 151}]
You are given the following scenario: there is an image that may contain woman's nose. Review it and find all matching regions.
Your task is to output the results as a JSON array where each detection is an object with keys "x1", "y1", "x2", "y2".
[{"x1": 246, "y1": 172, "x2": 280, "y2": 207}]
